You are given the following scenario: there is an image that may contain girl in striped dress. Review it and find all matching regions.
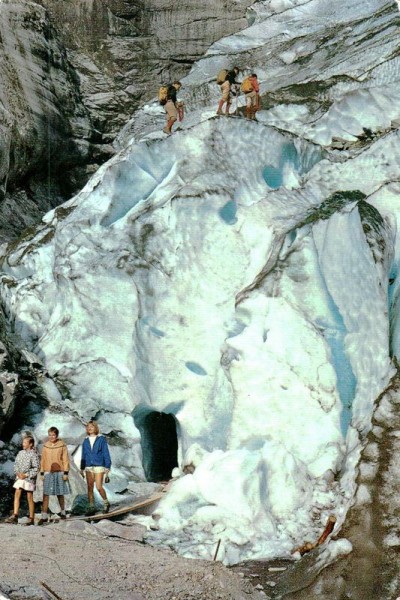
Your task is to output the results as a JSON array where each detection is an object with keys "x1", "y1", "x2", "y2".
[
  {"x1": 37, "y1": 426, "x2": 71, "y2": 525},
  {"x1": 4, "y1": 435, "x2": 40, "y2": 526}
]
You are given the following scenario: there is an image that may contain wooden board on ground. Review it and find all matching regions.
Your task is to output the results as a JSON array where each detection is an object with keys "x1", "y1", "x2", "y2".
[{"x1": 65, "y1": 492, "x2": 164, "y2": 522}]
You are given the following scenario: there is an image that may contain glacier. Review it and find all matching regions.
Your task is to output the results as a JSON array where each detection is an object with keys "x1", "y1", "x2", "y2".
[{"x1": 0, "y1": 0, "x2": 400, "y2": 568}]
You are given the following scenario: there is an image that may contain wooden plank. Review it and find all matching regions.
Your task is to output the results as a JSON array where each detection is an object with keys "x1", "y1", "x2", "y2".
[
  {"x1": 40, "y1": 582, "x2": 64, "y2": 600},
  {"x1": 63, "y1": 492, "x2": 164, "y2": 522}
]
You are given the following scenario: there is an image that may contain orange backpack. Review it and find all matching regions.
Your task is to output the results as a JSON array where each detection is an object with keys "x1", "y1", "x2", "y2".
[{"x1": 241, "y1": 77, "x2": 254, "y2": 93}]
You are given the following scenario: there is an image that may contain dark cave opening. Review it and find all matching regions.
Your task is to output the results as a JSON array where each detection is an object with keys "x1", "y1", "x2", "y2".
[{"x1": 133, "y1": 408, "x2": 178, "y2": 482}]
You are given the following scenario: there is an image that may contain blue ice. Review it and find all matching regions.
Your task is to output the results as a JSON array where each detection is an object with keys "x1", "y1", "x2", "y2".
[
  {"x1": 263, "y1": 143, "x2": 300, "y2": 189},
  {"x1": 140, "y1": 317, "x2": 166, "y2": 338},
  {"x1": 101, "y1": 153, "x2": 173, "y2": 227},
  {"x1": 149, "y1": 326, "x2": 166, "y2": 338},
  {"x1": 316, "y1": 288, "x2": 357, "y2": 436},
  {"x1": 263, "y1": 142, "x2": 320, "y2": 189},
  {"x1": 219, "y1": 200, "x2": 238, "y2": 225},
  {"x1": 262, "y1": 165, "x2": 282, "y2": 189},
  {"x1": 226, "y1": 319, "x2": 246, "y2": 338},
  {"x1": 323, "y1": 326, "x2": 357, "y2": 435},
  {"x1": 185, "y1": 361, "x2": 208, "y2": 376}
]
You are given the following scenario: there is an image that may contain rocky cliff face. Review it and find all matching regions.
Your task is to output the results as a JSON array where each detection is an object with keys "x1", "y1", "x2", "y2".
[
  {"x1": 35, "y1": 0, "x2": 254, "y2": 139},
  {"x1": 0, "y1": 1, "x2": 96, "y2": 242},
  {"x1": 0, "y1": 0, "x2": 254, "y2": 242},
  {"x1": 0, "y1": 302, "x2": 50, "y2": 514}
]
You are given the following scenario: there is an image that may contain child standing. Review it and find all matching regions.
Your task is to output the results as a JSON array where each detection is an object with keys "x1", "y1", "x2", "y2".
[
  {"x1": 37, "y1": 426, "x2": 71, "y2": 525},
  {"x1": 80, "y1": 420, "x2": 111, "y2": 515},
  {"x1": 5, "y1": 435, "x2": 40, "y2": 526}
]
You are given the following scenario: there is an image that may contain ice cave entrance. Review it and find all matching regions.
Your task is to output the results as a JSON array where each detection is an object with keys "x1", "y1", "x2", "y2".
[{"x1": 133, "y1": 407, "x2": 178, "y2": 482}]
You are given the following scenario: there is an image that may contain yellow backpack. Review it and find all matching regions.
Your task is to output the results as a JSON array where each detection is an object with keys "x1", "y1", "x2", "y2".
[
  {"x1": 241, "y1": 77, "x2": 254, "y2": 93},
  {"x1": 216, "y1": 69, "x2": 228, "y2": 85},
  {"x1": 158, "y1": 85, "x2": 168, "y2": 105}
]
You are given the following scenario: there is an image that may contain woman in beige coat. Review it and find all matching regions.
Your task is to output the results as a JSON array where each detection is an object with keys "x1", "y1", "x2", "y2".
[{"x1": 37, "y1": 426, "x2": 71, "y2": 525}]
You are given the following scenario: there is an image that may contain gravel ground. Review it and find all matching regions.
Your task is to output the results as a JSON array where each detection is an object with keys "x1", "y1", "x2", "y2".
[{"x1": 0, "y1": 518, "x2": 266, "y2": 600}]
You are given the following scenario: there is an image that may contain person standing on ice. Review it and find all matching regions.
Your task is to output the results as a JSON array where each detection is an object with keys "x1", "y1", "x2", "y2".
[
  {"x1": 163, "y1": 81, "x2": 182, "y2": 135},
  {"x1": 242, "y1": 73, "x2": 260, "y2": 120},
  {"x1": 227, "y1": 67, "x2": 242, "y2": 110},
  {"x1": 216, "y1": 77, "x2": 232, "y2": 115},
  {"x1": 216, "y1": 66, "x2": 240, "y2": 116},
  {"x1": 226, "y1": 66, "x2": 240, "y2": 86},
  {"x1": 37, "y1": 426, "x2": 71, "y2": 525},
  {"x1": 80, "y1": 420, "x2": 111, "y2": 516},
  {"x1": 4, "y1": 435, "x2": 39, "y2": 526}
]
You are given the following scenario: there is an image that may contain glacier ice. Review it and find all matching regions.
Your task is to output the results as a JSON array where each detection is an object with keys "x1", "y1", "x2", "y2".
[
  {"x1": 1, "y1": 113, "x2": 397, "y2": 562},
  {"x1": 0, "y1": 0, "x2": 400, "y2": 566}
]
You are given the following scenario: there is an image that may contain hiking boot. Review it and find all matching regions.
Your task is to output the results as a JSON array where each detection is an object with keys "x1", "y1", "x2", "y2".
[
  {"x1": 36, "y1": 517, "x2": 49, "y2": 526},
  {"x1": 163, "y1": 128, "x2": 171, "y2": 135},
  {"x1": 85, "y1": 506, "x2": 96, "y2": 517},
  {"x1": 4, "y1": 514, "x2": 18, "y2": 524},
  {"x1": 59, "y1": 514, "x2": 67, "y2": 520},
  {"x1": 216, "y1": 110, "x2": 223, "y2": 115},
  {"x1": 24, "y1": 518, "x2": 34, "y2": 526},
  {"x1": 103, "y1": 501, "x2": 110, "y2": 514}
]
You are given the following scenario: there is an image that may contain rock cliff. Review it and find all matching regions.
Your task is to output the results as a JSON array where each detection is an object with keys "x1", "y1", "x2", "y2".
[
  {"x1": 35, "y1": 0, "x2": 254, "y2": 139},
  {"x1": 0, "y1": 0, "x2": 254, "y2": 242},
  {"x1": 0, "y1": 1, "x2": 95, "y2": 242}
]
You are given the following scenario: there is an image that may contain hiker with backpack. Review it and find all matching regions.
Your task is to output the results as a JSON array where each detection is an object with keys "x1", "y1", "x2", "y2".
[
  {"x1": 216, "y1": 77, "x2": 231, "y2": 116},
  {"x1": 241, "y1": 73, "x2": 260, "y2": 120},
  {"x1": 159, "y1": 81, "x2": 182, "y2": 135},
  {"x1": 216, "y1": 67, "x2": 241, "y2": 116},
  {"x1": 226, "y1": 66, "x2": 240, "y2": 86},
  {"x1": 226, "y1": 67, "x2": 241, "y2": 113}
]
